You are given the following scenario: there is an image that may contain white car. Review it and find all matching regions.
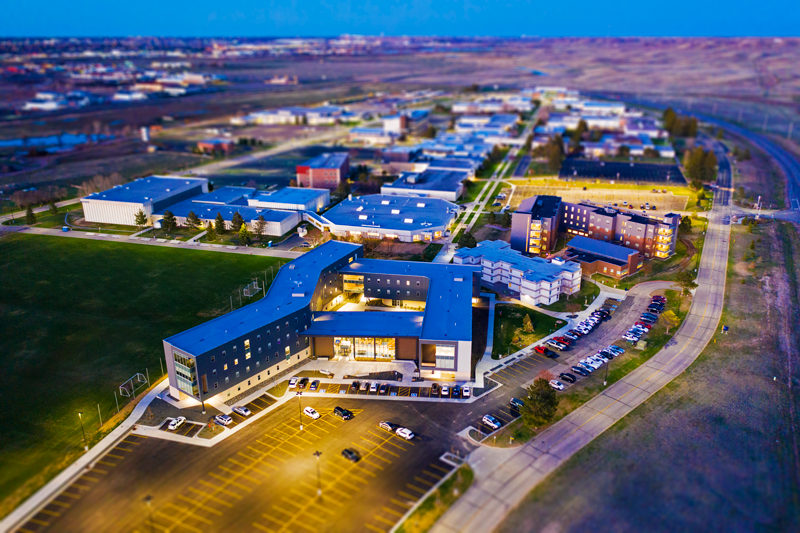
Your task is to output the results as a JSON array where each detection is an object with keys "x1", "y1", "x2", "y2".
[
  {"x1": 168, "y1": 416, "x2": 186, "y2": 431},
  {"x1": 549, "y1": 380, "x2": 565, "y2": 391},
  {"x1": 482, "y1": 415, "x2": 502, "y2": 430},
  {"x1": 441, "y1": 384, "x2": 449, "y2": 396},
  {"x1": 232, "y1": 406, "x2": 251, "y2": 417},
  {"x1": 623, "y1": 335, "x2": 640, "y2": 343},
  {"x1": 593, "y1": 353, "x2": 609, "y2": 363},
  {"x1": 289, "y1": 377, "x2": 299, "y2": 389},
  {"x1": 462, "y1": 385, "x2": 471, "y2": 398},
  {"x1": 303, "y1": 406, "x2": 320, "y2": 420},
  {"x1": 396, "y1": 427, "x2": 415, "y2": 440},
  {"x1": 214, "y1": 414, "x2": 233, "y2": 426},
  {"x1": 582, "y1": 358, "x2": 602, "y2": 370},
  {"x1": 369, "y1": 382, "x2": 378, "y2": 393}
]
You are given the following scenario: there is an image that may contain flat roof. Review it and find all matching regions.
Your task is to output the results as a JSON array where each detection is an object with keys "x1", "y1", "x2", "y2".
[
  {"x1": 386, "y1": 169, "x2": 468, "y2": 193},
  {"x1": 192, "y1": 186, "x2": 254, "y2": 206},
  {"x1": 341, "y1": 259, "x2": 478, "y2": 341},
  {"x1": 455, "y1": 240, "x2": 580, "y2": 284},
  {"x1": 301, "y1": 152, "x2": 349, "y2": 169},
  {"x1": 426, "y1": 158, "x2": 480, "y2": 171},
  {"x1": 83, "y1": 175, "x2": 206, "y2": 204},
  {"x1": 158, "y1": 198, "x2": 296, "y2": 223},
  {"x1": 517, "y1": 195, "x2": 561, "y2": 219},
  {"x1": 165, "y1": 241, "x2": 362, "y2": 355},
  {"x1": 567, "y1": 236, "x2": 638, "y2": 262},
  {"x1": 321, "y1": 195, "x2": 455, "y2": 232},
  {"x1": 306, "y1": 311, "x2": 424, "y2": 338},
  {"x1": 566, "y1": 249, "x2": 628, "y2": 268},
  {"x1": 250, "y1": 187, "x2": 329, "y2": 205}
]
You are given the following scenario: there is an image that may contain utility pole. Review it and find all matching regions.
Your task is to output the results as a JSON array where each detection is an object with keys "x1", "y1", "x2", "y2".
[
  {"x1": 115, "y1": 391, "x2": 119, "y2": 413},
  {"x1": 78, "y1": 412, "x2": 88, "y2": 451},
  {"x1": 313, "y1": 451, "x2": 322, "y2": 496},
  {"x1": 143, "y1": 495, "x2": 155, "y2": 533},
  {"x1": 97, "y1": 404, "x2": 103, "y2": 428},
  {"x1": 297, "y1": 391, "x2": 304, "y2": 431}
]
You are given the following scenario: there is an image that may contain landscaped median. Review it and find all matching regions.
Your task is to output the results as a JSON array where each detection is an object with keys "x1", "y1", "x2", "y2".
[
  {"x1": 492, "y1": 304, "x2": 563, "y2": 359},
  {"x1": 395, "y1": 465, "x2": 474, "y2": 533},
  {"x1": 487, "y1": 289, "x2": 690, "y2": 448}
]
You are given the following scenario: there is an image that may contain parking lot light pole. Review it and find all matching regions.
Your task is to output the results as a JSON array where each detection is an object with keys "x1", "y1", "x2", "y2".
[
  {"x1": 296, "y1": 391, "x2": 304, "y2": 431},
  {"x1": 604, "y1": 360, "x2": 609, "y2": 387},
  {"x1": 143, "y1": 495, "x2": 155, "y2": 533},
  {"x1": 78, "y1": 412, "x2": 88, "y2": 451},
  {"x1": 313, "y1": 451, "x2": 322, "y2": 496}
]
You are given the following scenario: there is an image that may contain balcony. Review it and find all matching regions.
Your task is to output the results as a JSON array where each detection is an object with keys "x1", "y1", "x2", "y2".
[
  {"x1": 657, "y1": 228, "x2": 673, "y2": 236},
  {"x1": 656, "y1": 243, "x2": 670, "y2": 251},
  {"x1": 655, "y1": 251, "x2": 669, "y2": 259}
]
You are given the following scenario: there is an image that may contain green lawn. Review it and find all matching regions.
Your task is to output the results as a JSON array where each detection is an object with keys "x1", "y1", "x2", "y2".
[
  {"x1": 539, "y1": 281, "x2": 600, "y2": 313},
  {"x1": 395, "y1": 465, "x2": 474, "y2": 533},
  {"x1": 149, "y1": 226, "x2": 205, "y2": 241},
  {"x1": 493, "y1": 304, "x2": 563, "y2": 359},
  {"x1": 0, "y1": 234, "x2": 284, "y2": 518},
  {"x1": 457, "y1": 180, "x2": 489, "y2": 205}
]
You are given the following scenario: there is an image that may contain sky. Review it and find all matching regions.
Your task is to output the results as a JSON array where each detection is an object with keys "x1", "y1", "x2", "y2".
[{"x1": 2, "y1": 0, "x2": 799, "y2": 38}]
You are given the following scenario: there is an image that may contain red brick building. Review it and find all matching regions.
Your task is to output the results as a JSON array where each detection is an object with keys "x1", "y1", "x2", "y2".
[{"x1": 296, "y1": 152, "x2": 350, "y2": 190}]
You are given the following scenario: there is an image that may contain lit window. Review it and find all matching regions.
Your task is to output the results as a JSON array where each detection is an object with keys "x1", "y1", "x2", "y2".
[{"x1": 224, "y1": 364, "x2": 228, "y2": 371}]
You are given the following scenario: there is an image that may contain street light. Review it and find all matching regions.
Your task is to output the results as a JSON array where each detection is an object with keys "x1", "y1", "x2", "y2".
[
  {"x1": 296, "y1": 391, "x2": 304, "y2": 431},
  {"x1": 604, "y1": 358, "x2": 610, "y2": 387},
  {"x1": 313, "y1": 451, "x2": 322, "y2": 496},
  {"x1": 78, "y1": 412, "x2": 88, "y2": 451},
  {"x1": 143, "y1": 495, "x2": 155, "y2": 533}
]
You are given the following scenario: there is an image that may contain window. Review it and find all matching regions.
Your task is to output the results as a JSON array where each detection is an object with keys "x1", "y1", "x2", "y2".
[
  {"x1": 396, "y1": 280, "x2": 400, "y2": 285},
  {"x1": 258, "y1": 347, "x2": 262, "y2": 354},
  {"x1": 234, "y1": 358, "x2": 238, "y2": 365},
  {"x1": 267, "y1": 331, "x2": 270, "y2": 336},
  {"x1": 296, "y1": 341, "x2": 299, "y2": 347},
  {"x1": 233, "y1": 345, "x2": 237, "y2": 352},
  {"x1": 416, "y1": 291, "x2": 420, "y2": 297},
  {"x1": 212, "y1": 369, "x2": 217, "y2": 376},
  {"x1": 285, "y1": 321, "x2": 289, "y2": 327},
  {"x1": 211, "y1": 356, "x2": 215, "y2": 362},
  {"x1": 222, "y1": 350, "x2": 227, "y2": 357},
  {"x1": 378, "y1": 289, "x2": 381, "y2": 294},
  {"x1": 435, "y1": 345, "x2": 456, "y2": 369},
  {"x1": 214, "y1": 382, "x2": 218, "y2": 389},
  {"x1": 256, "y1": 361, "x2": 260, "y2": 368},
  {"x1": 406, "y1": 280, "x2": 410, "y2": 286},
  {"x1": 305, "y1": 337, "x2": 309, "y2": 344},
  {"x1": 277, "y1": 325, "x2": 280, "y2": 332},
  {"x1": 285, "y1": 346, "x2": 290, "y2": 357},
  {"x1": 224, "y1": 364, "x2": 228, "y2": 371},
  {"x1": 246, "y1": 366, "x2": 250, "y2": 373},
  {"x1": 416, "y1": 281, "x2": 420, "y2": 286},
  {"x1": 244, "y1": 339, "x2": 250, "y2": 350},
  {"x1": 225, "y1": 377, "x2": 229, "y2": 383},
  {"x1": 268, "y1": 342, "x2": 271, "y2": 348},
  {"x1": 294, "y1": 317, "x2": 298, "y2": 323},
  {"x1": 407, "y1": 291, "x2": 411, "y2": 296},
  {"x1": 245, "y1": 352, "x2": 251, "y2": 360},
  {"x1": 257, "y1": 335, "x2": 261, "y2": 341},
  {"x1": 235, "y1": 371, "x2": 240, "y2": 378}
]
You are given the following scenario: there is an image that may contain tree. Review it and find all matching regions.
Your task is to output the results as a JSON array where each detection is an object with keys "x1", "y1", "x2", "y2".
[
  {"x1": 459, "y1": 231, "x2": 477, "y2": 248},
  {"x1": 523, "y1": 314, "x2": 534, "y2": 333},
  {"x1": 48, "y1": 201, "x2": 58, "y2": 216},
  {"x1": 547, "y1": 135, "x2": 565, "y2": 174},
  {"x1": 500, "y1": 211, "x2": 512, "y2": 228},
  {"x1": 238, "y1": 223, "x2": 252, "y2": 246},
  {"x1": 161, "y1": 210, "x2": 177, "y2": 232},
  {"x1": 230, "y1": 211, "x2": 244, "y2": 233},
  {"x1": 215, "y1": 212, "x2": 226, "y2": 234},
  {"x1": 644, "y1": 147, "x2": 660, "y2": 158},
  {"x1": 487, "y1": 211, "x2": 496, "y2": 225},
  {"x1": 661, "y1": 310, "x2": 680, "y2": 334},
  {"x1": 617, "y1": 145, "x2": 631, "y2": 157},
  {"x1": 186, "y1": 211, "x2": 200, "y2": 230},
  {"x1": 750, "y1": 240, "x2": 755, "y2": 250},
  {"x1": 422, "y1": 124, "x2": 437, "y2": 139},
  {"x1": 679, "y1": 216, "x2": 692, "y2": 233},
  {"x1": 335, "y1": 180, "x2": 351, "y2": 197},
  {"x1": 676, "y1": 271, "x2": 698, "y2": 295},
  {"x1": 134, "y1": 209, "x2": 147, "y2": 230},
  {"x1": 25, "y1": 205, "x2": 36, "y2": 225},
  {"x1": 520, "y1": 378, "x2": 559, "y2": 428},
  {"x1": 254, "y1": 215, "x2": 267, "y2": 240},
  {"x1": 572, "y1": 119, "x2": 588, "y2": 144},
  {"x1": 205, "y1": 223, "x2": 217, "y2": 242},
  {"x1": 662, "y1": 108, "x2": 677, "y2": 133}
]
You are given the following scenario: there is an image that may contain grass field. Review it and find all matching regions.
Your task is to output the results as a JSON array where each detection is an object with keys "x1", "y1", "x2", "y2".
[
  {"x1": 497, "y1": 222, "x2": 800, "y2": 532},
  {"x1": 0, "y1": 234, "x2": 284, "y2": 519},
  {"x1": 539, "y1": 280, "x2": 600, "y2": 313},
  {"x1": 493, "y1": 304, "x2": 563, "y2": 359},
  {"x1": 458, "y1": 179, "x2": 489, "y2": 205},
  {"x1": 396, "y1": 465, "x2": 474, "y2": 533}
]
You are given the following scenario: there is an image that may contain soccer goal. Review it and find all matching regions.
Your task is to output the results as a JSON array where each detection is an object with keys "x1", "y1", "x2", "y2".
[
  {"x1": 119, "y1": 373, "x2": 148, "y2": 397},
  {"x1": 243, "y1": 280, "x2": 262, "y2": 298}
]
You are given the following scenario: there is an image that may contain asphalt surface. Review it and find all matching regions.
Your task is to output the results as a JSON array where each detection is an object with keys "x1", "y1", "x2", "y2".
[{"x1": 559, "y1": 159, "x2": 686, "y2": 183}]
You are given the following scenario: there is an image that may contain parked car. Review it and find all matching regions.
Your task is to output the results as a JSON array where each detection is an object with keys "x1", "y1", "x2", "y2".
[
  {"x1": 359, "y1": 381, "x2": 369, "y2": 392},
  {"x1": 482, "y1": 415, "x2": 502, "y2": 430},
  {"x1": 396, "y1": 427, "x2": 415, "y2": 440},
  {"x1": 379, "y1": 383, "x2": 389, "y2": 395},
  {"x1": 462, "y1": 385, "x2": 471, "y2": 398},
  {"x1": 334, "y1": 406, "x2": 354, "y2": 420},
  {"x1": 607, "y1": 345, "x2": 624, "y2": 355},
  {"x1": 441, "y1": 384, "x2": 450, "y2": 396},
  {"x1": 214, "y1": 414, "x2": 233, "y2": 426},
  {"x1": 510, "y1": 398, "x2": 525, "y2": 410},
  {"x1": 379, "y1": 421, "x2": 399, "y2": 432},
  {"x1": 232, "y1": 406, "x2": 251, "y2": 417},
  {"x1": 571, "y1": 365, "x2": 589, "y2": 376},
  {"x1": 342, "y1": 448, "x2": 360, "y2": 463},
  {"x1": 559, "y1": 373, "x2": 577, "y2": 383},
  {"x1": 303, "y1": 406, "x2": 320, "y2": 420},
  {"x1": 310, "y1": 380, "x2": 319, "y2": 391},
  {"x1": 369, "y1": 382, "x2": 378, "y2": 393},
  {"x1": 168, "y1": 416, "x2": 186, "y2": 431},
  {"x1": 298, "y1": 377, "x2": 309, "y2": 390},
  {"x1": 452, "y1": 385, "x2": 462, "y2": 398},
  {"x1": 564, "y1": 332, "x2": 580, "y2": 341},
  {"x1": 578, "y1": 362, "x2": 595, "y2": 373},
  {"x1": 431, "y1": 383, "x2": 440, "y2": 394},
  {"x1": 350, "y1": 381, "x2": 360, "y2": 392},
  {"x1": 547, "y1": 340, "x2": 567, "y2": 350},
  {"x1": 289, "y1": 377, "x2": 299, "y2": 389},
  {"x1": 549, "y1": 380, "x2": 565, "y2": 391}
]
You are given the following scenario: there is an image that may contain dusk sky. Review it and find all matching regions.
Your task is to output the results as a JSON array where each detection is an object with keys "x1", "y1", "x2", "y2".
[{"x1": 2, "y1": 0, "x2": 799, "y2": 37}]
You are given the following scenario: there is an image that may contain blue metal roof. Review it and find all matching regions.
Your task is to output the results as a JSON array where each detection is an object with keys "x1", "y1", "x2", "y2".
[
  {"x1": 341, "y1": 259, "x2": 478, "y2": 342},
  {"x1": 165, "y1": 241, "x2": 362, "y2": 355},
  {"x1": 455, "y1": 240, "x2": 580, "y2": 283},
  {"x1": 385, "y1": 169, "x2": 468, "y2": 194},
  {"x1": 250, "y1": 187, "x2": 329, "y2": 206},
  {"x1": 302, "y1": 152, "x2": 349, "y2": 169},
  {"x1": 83, "y1": 176, "x2": 206, "y2": 204},
  {"x1": 306, "y1": 311, "x2": 424, "y2": 337},
  {"x1": 192, "y1": 186, "x2": 255, "y2": 206},
  {"x1": 320, "y1": 195, "x2": 456, "y2": 232},
  {"x1": 158, "y1": 198, "x2": 295, "y2": 223},
  {"x1": 567, "y1": 236, "x2": 638, "y2": 262}
]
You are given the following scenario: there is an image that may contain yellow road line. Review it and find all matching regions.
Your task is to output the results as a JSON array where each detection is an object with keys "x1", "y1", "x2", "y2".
[
  {"x1": 374, "y1": 515, "x2": 397, "y2": 526},
  {"x1": 253, "y1": 522, "x2": 275, "y2": 533},
  {"x1": 405, "y1": 484, "x2": 427, "y2": 494},
  {"x1": 356, "y1": 463, "x2": 380, "y2": 475},
  {"x1": 422, "y1": 470, "x2": 443, "y2": 479},
  {"x1": 122, "y1": 439, "x2": 142, "y2": 445},
  {"x1": 163, "y1": 503, "x2": 213, "y2": 525},
  {"x1": 106, "y1": 453, "x2": 125, "y2": 459},
  {"x1": 198, "y1": 479, "x2": 243, "y2": 499},
  {"x1": 17, "y1": 528, "x2": 35, "y2": 533},
  {"x1": 382, "y1": 506, "x2": 405, "y2": 517},
  {"x1": 391, "y1": 498, "x2": 413, "y2": 508},
  {"x1": 365, "y1": 524, "x2": 386, "y2": 533},
  {"x1": 39, "y1": 508, "x2": 60, "y2": 517},
  {"x1": 115, "y1": 447, "x2": 134, "y2": 452},
  {"x1": 260, "y1": 513, "x2": 284, "y2": 525},
  {"x1": 81, "y1": 476, "x2": 99, "y2": 482},
  {"x1": 398, "y1": 491, "x2": 419, "y2": 500},
  {"x1": 72, "y1": 483, "x2": 91, "y2": 490},
  {"x1": 302, "y1": 513, "x2": 327, "y2": 524},
  {"x1": 429, "y1": 464, "x2": 450, "y2": 473},
  {"x1": 208, "y1": 472, "x2": 254, "y2": 491},
  {"x1": 176, "y1": 495, "x2": 223, "y2": 515},
  {"x1": 60, "y1": 492, "x2": 81, "y2": 499},
  {"x1": 49, "y1": 500, "x2": 71, "y2": 508},
  {"x1": 154, "y1": 510, "x2": 202, "y2": 533},
  {"x1": 218, "y1": 465, "x2": 261, "y2": 483},
  {"x1": 279, "y1": 497, "x2": 305, "y2": 510},
  {"x1": 187, "y1": 487, "x2": 233, "y2": 507},
  {"x1": 28, "y1": 518, "x2": 49, "y2": 526},
  {"x1": 414, "y1": 476, "x2": 435, "y2": 487}
]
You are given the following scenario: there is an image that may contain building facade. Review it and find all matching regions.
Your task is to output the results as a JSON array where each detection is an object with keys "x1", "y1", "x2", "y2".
[
  {"x1": 296, "y1": 152, "x2": 350, "y2": 189},
  {"x1": 509, "y1": 195, "x2": 562, "y2": 256},
  {"x1": 565, "y1": 236, "x2": 641, "y2": 279}
]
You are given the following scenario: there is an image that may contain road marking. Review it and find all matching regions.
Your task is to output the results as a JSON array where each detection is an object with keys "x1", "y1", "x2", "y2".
[
  {"x1": 414, "y1": 476, "x2": 435, "y2": 487},
  {"x1": 218, "y1": 465, "x2": 262, "y2": 483},
  {"x1": 72, "y1": 483, "x2": 91, "y2": 490},
  {"x1": 115, "y1": 446, "x2": 134, "y2": 452},
  {"x1": 405, "y1": 483, "x2": 427, "y2": 494},
  {"x1": 422, "y1": 469, "x2": 443, "y2": 479},
  {"x1": 252, "y1": 522, "x2": 276, "y2": 533},
  {"x1": 106, "y1": 453, "x2": 125, "y2": 459},
  {"x1": 382, "y1": 506, "x2": 405, "y2": 517},
  {"x1": 49, "y1": 500, "x2": 71, "y2": 508},
  {"x1": 373, "y1": 515, "x2": 397, "y2": 526},
  {"x1": 176, "y1": 495, "x2": 223, "y2": 515},
  {"x1": 28, "y1": 518, "x2": 49, "y2": 526},
  {"x1": 163, "y1": 503, "x2": 213, "y2": 525},
  {"x1": 81, "y1": 476, "x2": 99, "y2": 482},
  {"x1": 198, "y1": 479, "x2": 243, "y2": 499},
  {"x1": 391, "y1": 498, "x2": 414, "y2": 508},
  {"x1": 122, "y1": 439, "x2": 142, "y2": 445},
  {"x1": 279, "y1": 497, "x2": 304, "y2": 510},
  {"x1": 187, "y1": 487, "x2": 233, "y2": 507},
  {"x1": 208, "y1": 471, "x2": 254, "y2": 491},
  {"x1": 60, "y1": 492, "x2": 81, "y2": 499},
  {"x1": 365, "y1": 524, "x2": 386, "y2": 533},
  {"x1": 39, "y1": 508, "x2": 60, "y2": 517},
  {"x1": 260, "y1": 513, "x2": 284, "y2": 525},
  {"x1": 154, "y1": 510, "x2": 203, "y2": 533}
]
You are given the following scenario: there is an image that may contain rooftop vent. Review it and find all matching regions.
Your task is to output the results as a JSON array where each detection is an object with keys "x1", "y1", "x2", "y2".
[
  {"x1": 404, "y1": 218, "x2": 414, "y2": 224},
  {"x1": 391, "y1": 209, "x2": 400, "y2": 215},
  {"x1": 359, "y1": 215, "x2": 368, "y2": 220},
  {"x1": 416, "y1": 203, "x2": 426, "y2": 208},
  {"x1": 381, "y1": 200, "x2": 390, "y2": 205}
]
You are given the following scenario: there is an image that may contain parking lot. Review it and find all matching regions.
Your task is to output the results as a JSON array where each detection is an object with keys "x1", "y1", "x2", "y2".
[
  {"x1": 560, "y1": 159, "x2": 686, "y2": 183},
  {"x1": 16, "y1": 398, "x2": 471, "y2": 533}
]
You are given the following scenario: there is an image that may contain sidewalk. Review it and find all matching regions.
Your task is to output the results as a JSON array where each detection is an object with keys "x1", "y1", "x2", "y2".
[{"x1": 0, "y1": 379, "x2": 169, "y2": 533}]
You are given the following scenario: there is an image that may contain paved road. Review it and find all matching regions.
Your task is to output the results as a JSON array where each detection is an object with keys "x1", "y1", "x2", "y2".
[
  {"x1": 429, "y1": 131, "x2": 734, "y2": 533},
  {"x1": 0, "y1": 197, "x2": 81, "y2": 224}
]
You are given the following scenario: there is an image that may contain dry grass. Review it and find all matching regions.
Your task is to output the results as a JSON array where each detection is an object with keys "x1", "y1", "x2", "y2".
[{"x1": 508, "y1": 184, "x2": 689, "y2": 213}]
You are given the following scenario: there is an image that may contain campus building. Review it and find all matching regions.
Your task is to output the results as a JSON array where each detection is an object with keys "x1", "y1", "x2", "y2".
[
  {"x1": 81, "y1": 175, "x2": 208, "y2": 226},
  {"x1": 565, "y1": 236, "x2": 641, "y2": 279},
  {"x1": 305, "y1": 194, "x2": 457, "y2": 242},
  {"x1": 381, "y1": 168, "x2": 468, "y2": 202},
  {"x1": 296, "y1": 152, "x2": 350, "y2": 189},
  {"x1": 163, "y1": 241, "x2": 481, "y2": 403},
  {"x1": 510, "y1": 195, "x2": 562, "y2": 256},
  {"x1": 247, "y1": 187, "x2": 330, "y2": 212},
  {"x1": 453, "y1": 240, "x2": 581, "y2": 305}
]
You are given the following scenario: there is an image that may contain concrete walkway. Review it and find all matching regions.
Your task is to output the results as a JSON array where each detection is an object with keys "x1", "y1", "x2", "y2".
[
  {"x1": 430, "y1": 140, "x2": 733, "y2": 533},
  {"x1": 0, "y1": 379, "x2": 170, "y2": 533}
]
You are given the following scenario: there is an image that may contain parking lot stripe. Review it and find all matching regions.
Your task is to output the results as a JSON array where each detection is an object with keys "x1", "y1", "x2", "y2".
[
  {"x1": 405, "y1": 483, "x2": 427, "y2": 494},
  {"x1": 219, "y1": 465, "x2": 262, "y2": 483},
  {"x1": 414, "y1": 476, "x2": 435, "y2": 487},
  {"x1": 208, "y1": 472, "x2": 254, "y2": 491},
  {"x1": 39, "y1": 508, "x2": 60, "y2": 517},
  {"x1": 301, "y1": 512, "x2": 328, "y2": 524},
  {"x1": 115, "y1": 446, "x2": 134, "y2": 452},
  {"x1": 391, "y1": 498, "x2": 413, "y2": 509},
  {"x1": 91, "y1": 467, "x2": 108, "y2": 475},
  {"x1": 364, "y1": 524, "x2": 386, "y2": 533},
  {"x1": 396, "y1": 436, "x2": 415, "y2": 446},
  {"x1": 245, "y1": 446, "x2": 267, "y2": 458},
  {"x1": 430, "y1": 463, "x2": 450, "y2": 473},
  {"x1": 49, "y1": 500, "x2": 71, "y2": 508},
  {"x1": 122, "y1": 439, "x2": 142, "y2": 445},
  {"x1": 28, "y1": 517, "x2": 49, "y2": 526},
  {"x1": 398, "y1": 491, "x2": 419, "y2": 501},
  {"x1": 362, "y1": 437, "x2": 401, "y2": 457},
  {"x1": 81, "y1": 475, "x2": 99, "y2": 482},
  {"x1": 290, "y1": 521, "x2": 318, "y2": 532},
  {"x1": 355, "y1": 464, "x2": 379, "y2": 477},
  {"x1": 422, "y1": 470, "x2": 443, "y2": 480},
  {"x1": 154, "y1": 511, "x2": 203, "y2": 533},
  {"x1": 260, "y1": 513, "x2": 284, "y2": 525},
  {"x1": 373, "y1": 515, "x2": 397, "y2": 526},
  {"x1": 198, "y1": 479, "x2": 243, "y2": 500},
  {"x1": 252, "y1": 522, "x2": 276, "y2": 533},
  {"x1": 106, "y1": 453, "x2": 125, "y2": 459},
  {"x1": 176, "y1": 495, "x2": 222, "y2": 515},
  {"x1": 381, "y1": 506, "x2": 405, "y2": 517},
  {"x1": 72, "y1": 483, "x2": 91, "y2": 490},
  {"x1": 187, "y1": 487, "x2": 233, "y2": 508},
  {"x1": 495, "y1": 413, "x2": 513, "y2": 422},
  {"x1": 60, "y1": 492, "x2": 81, "y2": 499},
  {"x1": 163, "y1": 503, "x2": 214, "y2": 525},
  {"x1": 279, "y1": 497, "x2": 305, "y2": 510}
]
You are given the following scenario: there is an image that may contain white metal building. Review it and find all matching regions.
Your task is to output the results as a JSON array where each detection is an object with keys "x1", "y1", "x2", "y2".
[{"x1": 247, "y1": 187, "x2": 330, "y2": 212}]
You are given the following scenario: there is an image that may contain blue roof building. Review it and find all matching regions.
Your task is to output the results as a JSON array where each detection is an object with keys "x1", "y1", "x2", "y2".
[
  {"x1": 382, "y1": 169, "x2": 469, "y2": 202},
  {"x1": 247, "y1": 187, "x2": 330, "y2": 212}
]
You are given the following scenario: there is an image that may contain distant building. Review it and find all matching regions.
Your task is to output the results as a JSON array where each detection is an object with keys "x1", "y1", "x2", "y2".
[
  {"x1": 510, "y1": 195, "x2": 562, "y2": 256},
  {"x1": 197, "y1": 138, "x2": 235, "y2": 155},
  {"x1": 565, "y1": 236, "x2": 641, "y2": 279},
  {"x1": 381, "y1": 168, "x2": 469, "y2": 202},
  {"x1": 153, "y1": 200, "x2": 299, "y2": 235},
  {"x1": 454, "y1": 240, "x2": 581, "y2": 305},
  {"x1": 383, "y1": 109, "x2": 430, "y2": 136},
  {"x1": 348, "y1": 127, "x2": 398, "y2": 146},
  {"x1": 81, "y1": 176, "x2": 208, "y2": 226},
  {"x1": 296, "y1": 152, "x2": 350, "y2": 190}
]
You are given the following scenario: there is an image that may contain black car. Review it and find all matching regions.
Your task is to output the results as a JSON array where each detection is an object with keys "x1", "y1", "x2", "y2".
[
  {"x1": 298, "y1": 377, "x2": 309, "y2": 389},
  {"x1": 431, "y1": 382, "x2": 440, "y2": 394},
  {"x1": 571, "y1": 365, "x2": 589, "y2": 376},
  {"x1": 350, "y1": 381, "x2": 360, "y2": 392},
  {"x1": 342, "y1": 448, "x2": 360, "y2": 463},
  {"x1": 334, "y1": 406, "x2": 354, "y2": 420},
  {"x1": 510, "y1": 397, "x2": 525, "y2": 410},
  {"x1": 559, "y1": 373, "x2": 577, "y2": 383},
  {"x1": 599, "y1": 350, "x2": 616, "y2": 359}
]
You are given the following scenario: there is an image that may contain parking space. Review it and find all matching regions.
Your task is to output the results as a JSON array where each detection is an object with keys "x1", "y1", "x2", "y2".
[
  {"x1": 158, "y1": 419, "x2": 204, "y2": 438},
  {"x1": 560, "y1": 159, "x2": 686, "y2": 183}
]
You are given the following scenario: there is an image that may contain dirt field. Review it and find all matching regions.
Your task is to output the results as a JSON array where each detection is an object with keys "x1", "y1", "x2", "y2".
[
  {"x1": 498, "y1": 221, "x2": 800, "y2": 533},
  {"x1": 508, "y1": 185, "x2": 689, "y2": 213},
  {"x1": 374, "y1": 241, "x2": 427, "y2": 255},
  {"x1": 727, "y1": 136, "x2": 787, "y2": 209}
]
